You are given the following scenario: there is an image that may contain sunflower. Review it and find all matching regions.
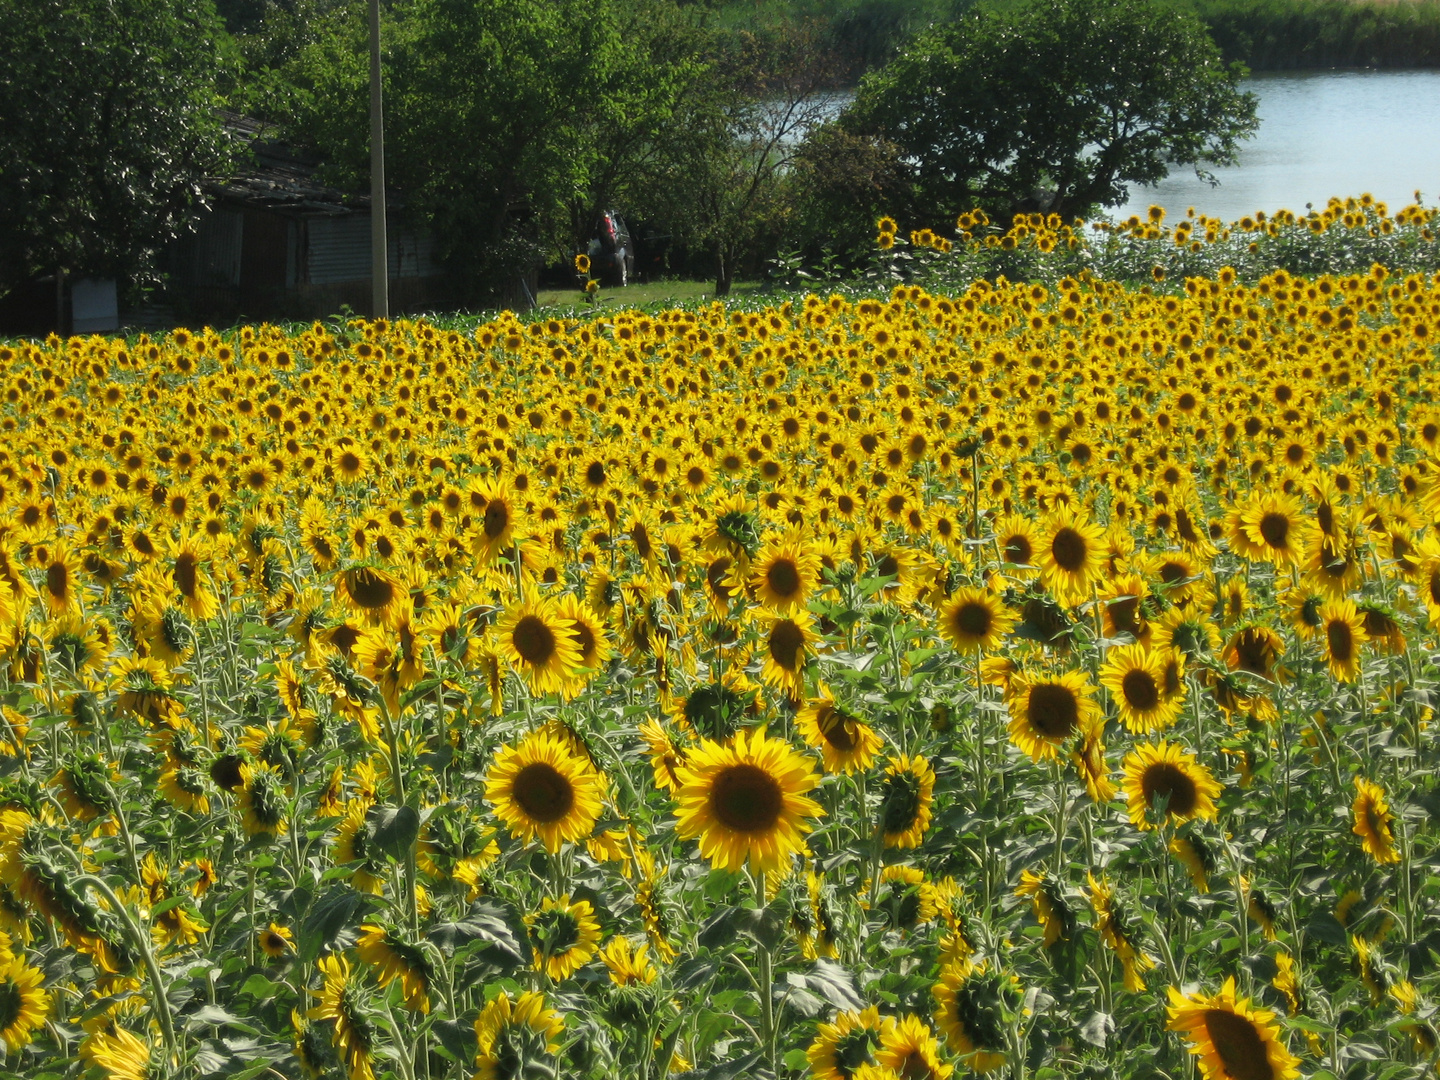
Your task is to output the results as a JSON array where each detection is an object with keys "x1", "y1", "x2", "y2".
[
  {"x1": 1314, "y1": 598, "x2": 1367, "y2": 682},
  {"x1": 756, "y1": 607, "x2": 819, "y2": 699},
  {"x1": 1086, "y1": 872, "x2": 1154, "y2": 992},
  {"x1": 671, "y1": 726, "x2": 822, "y2": 874},
  {"x1": 750, "y1": 535, "x2": 821, "y2": 611},
  {"x1": 795, "y1": 691, "x2": 883, "y2": 774},
  {"x1": 937, "y1": 587, "x2": 1014, "y2": 654},
  {"x1": 1100, "y1": 644, "x2": 1182, "y2": 734},
  {"x1": 237, "y1": 762, "x2": 289, "y2": 838},
  {"x1": 1228, "y1": 492, "x2": 1316, "y2": 569},
  {"x1": 875, "y1": 1014, "x2": 953, "y2": 1080},
  {"x1": 493, "y1": 596, "x2": 583, "y2": 699},
  {"x1": 38, "y1": 540, "x2": 83, "y2": 616},
  {"x1": 1166, "y1": 977, "x2": 1300, "y2": 1080},
  {"x1": 993, "y1": 513, "x2": 1040, "y2": 575},
  {"x1": 1015, "y1": 869, "x2": 1072, "y2": 947},
  {"x1": 485, "y1": 728, "x2": 604, "y2": 853},
  {"x1": 82, "y1": 1026, "x2": 155, "y2": 1080},
  {"x1": 878, "y1": 753, "x2": 936, "y2": 849},
  {"x1": 527, "y1": 894, "x2": 601, "y2": 981},
  {"x1": 1222, "y1": 624, "x2": 1286, "y2": 683},
  {"x1": 0, "y1": 952, "x2": 49, "y2": 1051},
  {"x1": 471, "y1": 479, "x2": 522, "y2": 564},
  {"x1": 933, "y1": 964, "x2": 1010, "y2": 1074},
  {"x1": 308, "y1": 954, "x2": 376, "y2": 1080},
  {"x1": 1035, "y1": 507, "x2": 1106, "y2": 606},
  {"x1": 473, "y1": 991, "x2": 563, "y2": 1080},
  {"x1": 332, "y1": 801, "x2": 386, "y2": 895},
  {"x1": 259, "y1": 921, "x2": 295, "y2": 958},
  {"x1": 337, "y1": 565, "x2": 401, "y2": 626},
  {"x1": 807, "y1": 1005, "x2": 895, "y2": 1080},
  {"x1": 868, "y1": 864, "x2": 939, "y2": 929},
  {"x1": 1352, "y1": 776, "x2": 1401, "y2": 865},
  {"x1": 1170, "y1": 832, "x2": 1215, "y2": 893},
  {"x1": 167, "y1": 531, "x2": 218, "y2": 621},
  {"x1": 1005, "y1": 669, "x2": 1100, "y2": 762},
  {"x1": 356, "y1": 924, "x2": 431, "y2": 1012},
  {"x1": 1121, "y1": 740, "x2": 1221, "y2": 830},
  {"x1": 599, "y1": 935, "x2": 657, "y2": 987},
  {"x1": 639, "y1": 719, "x2": 687, "y2": 792}
]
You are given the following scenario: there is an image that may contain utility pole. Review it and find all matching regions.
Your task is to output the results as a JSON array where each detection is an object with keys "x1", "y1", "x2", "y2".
[{"x1": 368, "y1": 0, "x2": 389, "y2": 319}]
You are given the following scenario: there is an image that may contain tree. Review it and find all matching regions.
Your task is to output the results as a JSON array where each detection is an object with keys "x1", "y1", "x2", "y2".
[
  {"x1": 0, "y1": 0, "x2": 235, "y2": 299},
  {"x1": 843, "y1": 0, "x2": 1259, "y2": 221}
]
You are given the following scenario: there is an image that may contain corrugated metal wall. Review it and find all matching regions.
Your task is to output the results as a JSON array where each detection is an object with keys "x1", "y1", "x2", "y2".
[
  {"x1": 305, "y1": 215, "x2": 436, "y2": 285},
  {"x1": 174, "y1": 208, "x2": 243, "y2": 288}
]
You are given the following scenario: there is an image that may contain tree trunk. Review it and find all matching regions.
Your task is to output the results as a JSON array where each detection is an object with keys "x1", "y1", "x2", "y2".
[{"x1": 714, "y1": 247, "x2": 732, "y2": 297}]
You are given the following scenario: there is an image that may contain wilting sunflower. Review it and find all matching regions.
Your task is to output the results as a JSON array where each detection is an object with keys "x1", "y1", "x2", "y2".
[
  {"x1": 879, "y1": 754, "x2": 936, "y2": 849},
  {"x1": 1166, "y1": 977, "x2": 1300, "y2": 1080},
  {"x1": 1228, "y1": 492, "x2": 1317, "y2": 569},
  {"x1": 493, "y1": 596, "x2": 582, "y2": 699},
  {"x1": 0, "y1": 952, "x2": 49, "y2": 1051},
  {"x1": 1015, "y1": 869, "x2": 1072, "y2": 948},
  {"x1": 474, "y1": 991, "x2": 564, "y2": 1080},
  {"x1": 875, "y1": 1014, "x2": 953, "y2": 1080},
  {"x1": 1100, "y1": 644, "x2": 1182, "y2": 733},
  {"x1": 807, "y1": 1005, "x2": 895, "y2": 1080},
  {"x1": 1352, "y1": 776, "x2": 1401, "y2": 865},
  {"x1": 937, "y1": 587, "x2": 1015, "y2": 654},
  {"x1": 485, "y1": 728, "x2": 604, "y2": 853},
  {"x1": 1316, "y1": 598, "x2": 1367, "y2": 682},
  {"x1": 1170, "y1": 832, "x2": 1215, "y2": 893},
  {"x1": 1121, "y1": 740, "x2": 1221, "y2": 830},
  {"x1": 527, "y1": 894, "x2": 601, "y2": 981},
  {"x1": 1087, "y1": 872, "x2": 1154, "y2": 992},
  {"x1": 796, "y1": 692, "x2": 883, "y2": 774},
  {"x1": 1005, "y1": 669, "x2": 1100, "y2": 762},
  {"x1": 933, "y1": 963, "x2": 1011, "y2": 1074},
  {"x1": 308, "y1": 954, "x2": 376, "y2": 1080},
  {"x1": 672, "y1": 726, "x2": 822, "y2": 874},
  {"x1": 356, "y1": 924, "x2": 431, "y2": 1012},
  {"x1": 1035, "y1": 507, "x2": 1106, "y2": 606},
  {"x1": 750, "y1": 535, "x2": 821, "y2": 611}
]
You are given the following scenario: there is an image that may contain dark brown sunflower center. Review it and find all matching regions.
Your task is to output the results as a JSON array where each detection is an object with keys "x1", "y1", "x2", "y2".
[
  {"x1": 174, "y1": 552, "x2": 199, "y2": 598},
  {"x1": 1202, "y1": 1007, "x2": 1275, "y2": 1080},
  {"x1": 1109, "y1": 596, "x2": 1141, "y2": 635},
  {"x1": 768, "y1": 620, "x2": 805, "y2": 672},
  {"x1": 897, "y1": 1050, "x2": 932, "y2": 1080},
  {"x1": 1141, "y1": 762, "x2": 1198, "y2": 817},
  {"x1": 512, "y1": 762, "x2": 575, "y2": 823},
  {"x1": 483, "y1": 500, "x2": 510, "y2": 540},
  {"x1": 1050, "y1": 527, "x2": 1087, "y2": 572},
  {"x1": 875, "y1": 554, "x2": 900, "y2": 579},
  {"x1": 46, "y1": 560, "x2": 69, "y2": 600},
  {"x1": 1232, "y1": 632, "x2": 1274, "y2": 676},
  {"x1": 571, "y1": 619, "x2": 596, "y2": 663},
  {"x1": 1004, "y1": 535, "x2": 1032, "y2": 565},
  {"x1": 952, "y1": 601, "x2": 992, "y2": 639},
  {"x1": 1326, "y1": 619, "x2": 1354, "y2": 663},
  {"x1": 766, "y1": 559, "x2": 802, "y2": 599},
  {"x1": 1028, "y1": 683, "x2": 1080, "y2": 739},
  {"x1": 707, "y1": 558, "x2": 735, "y2": 600},
  {"x1": 586, "y1": 461, "x2": 606, "y2": 486},
  {"x1": 348, "y1": 569, "x2": 395, "y2": 610},
  {"x1": 1121, "y1": 669, "x2": 1160, "y2": 712},
  {"x1": 0, "y1": 967, "x2": 24, "y2": 1030},
  {"x1": 512, "y1": 615, "x2": 558, "y2": 666},
  {"x1": 709, "y1": 763, "x2": 784, "y2": 833},
  {"x1": 1258, "y1": 512, "x2": 1289, "y2": 550},
  {"x1": 819, "y1": 708, "x2": 859, "y2": 752}
]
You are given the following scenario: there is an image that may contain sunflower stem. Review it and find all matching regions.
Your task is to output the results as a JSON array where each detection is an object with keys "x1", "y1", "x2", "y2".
[{"x1": 74, "y1": 873, "x2": 179, "y2": 1061}]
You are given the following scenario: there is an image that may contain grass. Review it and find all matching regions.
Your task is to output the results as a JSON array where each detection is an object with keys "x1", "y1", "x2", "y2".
[{"x1": 533, "y1": 278, "x2": 767, "y2": 314}]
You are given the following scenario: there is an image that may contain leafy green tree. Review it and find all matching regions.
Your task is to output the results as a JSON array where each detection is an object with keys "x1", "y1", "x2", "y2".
[
  {"x1": 0, "y1": 0, "x2": 235, "y2": 298},
  {"x1": 843, "y1": 0, "x2": 1259, "y2": 221}
]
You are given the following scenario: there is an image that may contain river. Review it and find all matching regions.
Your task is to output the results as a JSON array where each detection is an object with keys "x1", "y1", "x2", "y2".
[{"x1": 1113, "y1": 69, "x2": 1440, "y2": 222}]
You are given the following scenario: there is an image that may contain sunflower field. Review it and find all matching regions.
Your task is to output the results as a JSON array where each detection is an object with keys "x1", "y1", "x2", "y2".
[{"x1": 0, "y1": 199, "x2": 1439, "y2": 1080}]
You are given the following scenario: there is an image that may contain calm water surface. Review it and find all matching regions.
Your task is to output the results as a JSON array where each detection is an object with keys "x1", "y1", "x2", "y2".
[{"x1": 1114, "y1": 70, "x2": 1440, "y2": 222}]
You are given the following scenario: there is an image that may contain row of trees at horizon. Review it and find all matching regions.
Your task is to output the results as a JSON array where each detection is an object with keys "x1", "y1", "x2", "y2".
[{"x1": 1, "y1": 0, "x2": 1259, "y2": 309}]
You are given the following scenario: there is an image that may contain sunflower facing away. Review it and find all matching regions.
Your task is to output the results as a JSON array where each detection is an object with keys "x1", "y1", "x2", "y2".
[
  {"x1": 1122, "y1": 740, "x2": 1221, "y2": 830},
  {"x1": 1166, "y1": 977, "x2": 1300, "y2": 1080},
  {"x1": 474, "y1": 990, "x2": 563, "y2": 1080},
  {"x1": 527, "y1": 894, "x2": 601, "y2": 981},
  {"x1": 1351, "y1": 776, "x2": 1401, "y2": 865},
  {"x1": 485, "y1": 728, "x2": 604, "y2": 853},
  {"x1": 933, "y1": 963, "x2": 1010, "y2": 1075},
  {"x1": 308, "y1": 954, "x2": 376, "y2": 1080},
  {"x1": 356, "y1": 924, "x2": 432, "y2": 1013},
  {"x1": 807, "y1": 1005, "x2": 895, "y2": 1080},
  {"x1": 672, "y1": 726, "x2": 823, "y2": 874}
]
